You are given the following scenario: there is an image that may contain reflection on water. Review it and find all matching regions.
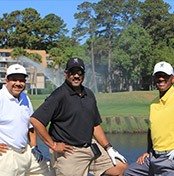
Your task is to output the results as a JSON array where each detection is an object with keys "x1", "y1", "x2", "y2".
[
  {"x1": 38, "y1": 133, "x2": 147, "y2": 164},
  {"x1": 106, "y1": 133, "x2": 147, "y2": 163}
]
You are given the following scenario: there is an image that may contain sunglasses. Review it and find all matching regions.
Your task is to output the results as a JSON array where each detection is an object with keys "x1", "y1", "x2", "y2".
[{"x1": 68, "y1": 68, "x2": 84, "y2": 76}]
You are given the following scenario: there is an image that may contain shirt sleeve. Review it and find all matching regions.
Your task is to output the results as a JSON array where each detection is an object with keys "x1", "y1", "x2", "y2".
[{"x1": 31, "y1": 90, "x2": 61, "y2": 127}]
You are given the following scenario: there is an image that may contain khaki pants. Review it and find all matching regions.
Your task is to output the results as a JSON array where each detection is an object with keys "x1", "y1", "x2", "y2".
[
  {"x1": 0, "y1": 144, "x2": 55, "y2": 176},
  {"x1": 51, "y1": 140, "x2": 114, "y2": 176}
]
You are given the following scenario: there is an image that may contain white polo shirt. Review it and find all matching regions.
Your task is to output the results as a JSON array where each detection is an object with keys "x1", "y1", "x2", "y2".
[{"x1": 0, "y1": 85, "x2": 33, "y2": 149}]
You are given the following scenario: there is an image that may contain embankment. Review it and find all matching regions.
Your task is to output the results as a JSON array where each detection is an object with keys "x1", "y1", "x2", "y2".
[{"x1": 101, "y1": 116, "x2": 149, "y2": 133}]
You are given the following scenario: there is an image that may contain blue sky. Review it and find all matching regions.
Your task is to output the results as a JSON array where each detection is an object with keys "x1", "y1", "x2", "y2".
[{"x1": 0, "y1": 0, "x2": 173, "y2": 36}]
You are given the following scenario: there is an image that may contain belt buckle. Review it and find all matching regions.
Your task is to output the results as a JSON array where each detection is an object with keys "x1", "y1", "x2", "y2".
[
  {"x1": 20, "y1": 147, "x2": 26, "y2": 153},
  {"x1": 83, "y1": 143, "x2": 90, "y2": 148},
  {"x1": 10, "y1": 146, "x2": 26, "y2": 153}
]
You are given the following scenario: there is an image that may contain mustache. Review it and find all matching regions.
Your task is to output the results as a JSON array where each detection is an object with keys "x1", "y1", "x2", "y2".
[
  {"x1": 13, "y1": 84, "x2": 24, "y2": 89},
  {"x1": 73, "y1": 77, "x2": 81, "y2": 81},
  {"x1": 155, "y1": 80, "x2": 166, "y2": 84}
]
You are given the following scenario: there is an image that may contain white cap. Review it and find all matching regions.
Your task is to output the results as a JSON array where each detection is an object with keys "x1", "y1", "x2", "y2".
[
  {"x1": 153, "y1": 61, "x2": 174, "y2": 75},
  {"x1": 6, "y1": 64, "x2": 28, "y2": 77}
]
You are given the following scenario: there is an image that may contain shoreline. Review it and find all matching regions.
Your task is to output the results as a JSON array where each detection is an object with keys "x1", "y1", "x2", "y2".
[{"x1": 102, "y1": 116, "x2": 149, "y2": 133}]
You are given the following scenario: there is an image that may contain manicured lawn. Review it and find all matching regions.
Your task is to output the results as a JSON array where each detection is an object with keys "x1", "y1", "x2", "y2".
[
  {"x1": 29, "y1": 94, "x2": 48, "y2": 110},
  {"x1": 29, "y1": 90, "x2": 158, "y2": 118},
  {"x1": 96, "y1": 91, "x2": 158, "y2": 118}
]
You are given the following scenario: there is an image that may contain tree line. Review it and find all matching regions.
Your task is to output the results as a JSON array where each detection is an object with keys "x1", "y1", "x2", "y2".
[{"x1": 0, "y1": 0, "x2": 174, "y2": 93}]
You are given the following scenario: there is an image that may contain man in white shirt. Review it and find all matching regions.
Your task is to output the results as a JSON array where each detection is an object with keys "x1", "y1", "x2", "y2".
[{"x1": 0, "y1": 64, "x2": 54, "y2": 176}]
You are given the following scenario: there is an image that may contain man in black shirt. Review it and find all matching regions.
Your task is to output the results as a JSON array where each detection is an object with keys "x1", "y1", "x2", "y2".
[{"x1": 31, "y1": 57, "x2": 127, "y2": 176}]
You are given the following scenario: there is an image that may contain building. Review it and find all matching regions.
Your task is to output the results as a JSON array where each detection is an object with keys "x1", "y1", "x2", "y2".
[
  {"x1": 0, "y1": 48, "x2": 48, "y2": 67},
  {"x1": 0, "y1": 49, "x2": 47, "y2": 92}
]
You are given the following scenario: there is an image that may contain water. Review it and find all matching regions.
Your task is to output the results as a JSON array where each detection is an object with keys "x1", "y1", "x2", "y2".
[
  {"x1": 19, "y1": 56, "x2": 64, "y2": 87},
  {"x1": 106, "y1": 133, "x2": 147, "y2": 163},
  {"x1": 18, "y1": 56, "x2": 96, "y2": 91},
  {"x1": 38, "y1": 133, "x2": 147, "y2": 164}
]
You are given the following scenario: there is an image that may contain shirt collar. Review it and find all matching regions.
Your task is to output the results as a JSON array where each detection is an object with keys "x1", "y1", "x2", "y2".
[
  {"x1": 1, "y1": 84, "x2": 24, "y2": 103},
  {"x1": 2, "y1": 84, "x2": 17, "y2": 100},
  {"x1": 64, "y1": 81, "x2": 87, "y2": 96},
  {"x1": 160, "y1": 86, "x2": 174, "y2": 103}
]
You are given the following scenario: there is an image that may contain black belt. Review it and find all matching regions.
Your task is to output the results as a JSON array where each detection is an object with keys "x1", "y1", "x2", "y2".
[
  {"x1": 9, "y1": 146, "x2": 27, "y2": 153},
  {"x1": 73, "y1": 143, "x2": 91, "y2": 148},
  {"x1": 54, "y1": 141, "x2": 91, "y2": 148},
  {"x1": 152, "y1": 149, "x2": 171, "y2": 158}
]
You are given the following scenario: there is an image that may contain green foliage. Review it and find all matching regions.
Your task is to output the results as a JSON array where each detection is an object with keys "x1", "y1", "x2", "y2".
[
  {"x1": 48, "y1": 47, "x2": 64, "y2": 68},
  {"x1": 73, "y1": 1, "x2": 97, "y2": 40},
  {"x1": 11, "y1": 47, "x2": 27, "y2": 58},
  {"x1": 140, "y1": 0, "x2": 171, "y2": 44},
  {"x1": 112, "y1": 23, "x2": 153, "y2": 90},
  {"x1": 27, "y1": 53, "x2": 42, "y2": 63},
  {"x1": 48, "y1": 35, "x2": 89, "y2": 69},
  {"x1": 0, "y1": 8, "x2": 68, "y2": 50}
]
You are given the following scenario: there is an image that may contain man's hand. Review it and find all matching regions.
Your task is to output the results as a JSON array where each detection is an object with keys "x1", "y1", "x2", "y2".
[
  {"x1": 167, "y1": 150, "x2": 174, "y2": 160},
  {"x1": 52, "y1": 142, "x2": 74, "y2": 156},
  {"x1": 107, "y1": 147, "x2": 127, "y2": 165},
  {"x1": 0, "y1": 144, "x2": 8, "y2": 154},
  {"x1": 31, "y1": 146, "x2": 44, "y2": 162},
  {"x1": 136, "y1": 152, "x2": 149, "y2": 165}
]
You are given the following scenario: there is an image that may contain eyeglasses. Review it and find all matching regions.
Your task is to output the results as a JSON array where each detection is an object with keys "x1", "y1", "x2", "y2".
[
  {"x1": 154, "y1": 73, "x2": 171, "y2": 79},
  {"x1": 68, "y1": 69, "x2": 84, "y2": 76}
]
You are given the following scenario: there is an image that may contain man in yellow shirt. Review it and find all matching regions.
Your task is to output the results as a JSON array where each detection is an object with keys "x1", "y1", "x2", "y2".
[{"x1": 124, "y1": 61, "x2": 174, "y2": 175}]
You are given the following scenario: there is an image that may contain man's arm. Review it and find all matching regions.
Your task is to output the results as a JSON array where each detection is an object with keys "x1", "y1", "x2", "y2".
[
  {"x1": 28, "y1": 126, "x2": 45, "y2": 162},
  {"x1": 136, "y1": 128, "x2": 152, "y2": 165},
  {"x1": 28, "y1": 127, "x2": 37, "y2": 147},
  {"x1": 93, "y1": 125, "x2": 110, "y2": 148},
  {"x1": 30, "y1": 117, "x2": 73, "y2": 154},
  {"x1": 93, "y1": 125, "x2": 127, "y2": 164},
  {"x1": 30, "y1": 117, "x2": 55, "y2": 150},
  {"x1": 147, "y1": 128, "x2": 153, "y2": 153}
]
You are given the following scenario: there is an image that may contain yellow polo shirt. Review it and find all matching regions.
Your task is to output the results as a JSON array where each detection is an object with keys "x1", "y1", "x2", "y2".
[{"x1": 150, "y1": 86, "x2": 174, "y2": 151}]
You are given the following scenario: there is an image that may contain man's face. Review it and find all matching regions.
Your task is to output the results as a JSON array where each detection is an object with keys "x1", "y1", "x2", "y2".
[
  {"x1": 65, "y1": 67, "x2": 84, "y2": 88},
  {"x1": 6, "y1": 74, "x2": 26, "y2": 98},
  {"x1": 154, "y1": 72, "x2": 174, "y2": 92}
]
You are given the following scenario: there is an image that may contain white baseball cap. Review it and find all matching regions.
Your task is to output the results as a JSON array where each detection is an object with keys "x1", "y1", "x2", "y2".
[
  {"x1": 6, "y1": 64, "x2": 28, "y2": 77},
  {"x1": 153, "y1": 61, "x2": 174, "y2": 75}
]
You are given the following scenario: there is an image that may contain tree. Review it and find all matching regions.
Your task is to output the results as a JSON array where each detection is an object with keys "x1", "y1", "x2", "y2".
[
  {"x1": 27, "y1": 53, "x2": 42, "y2": 63},
  {"x1": 8, "y1": 8, "x2": 41, "y2": 48},
  {"x1": 0, "y1": 13, "x2": 11, "y2": 47},
  {"x1": 113, "y1": 23, "x2": 153, "y2": 91},
  {"x1": 11, "y1": 47, "x2": 27, "y2": 59},
  {"x1": 0, "y1": 8, "x2": 68, "y2": 50},
  {"x1": 48, "y1": 37, "x2": 87, "y2": 68},
  {"x1": 95, "y1": 0, "x2": 140, "y2": 92},
  {"x1": 140, "y1": 0, "x2": 171, "y2": 44},
  {"x1": 39, "y1": 14, "x2": 68, "y2": 50},
  {"x1": 73, "y1": 1, "x2": 98, "y2": 93}
]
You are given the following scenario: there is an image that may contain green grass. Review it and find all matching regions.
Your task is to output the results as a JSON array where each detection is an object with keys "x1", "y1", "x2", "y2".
[
  {"x1": 29, "y1": 90, "x2": 158, "y2": 118},
  {"x1": 29, "y1": 94, "x2": 48, "y2": 110},
  {"x1": 96, "y1": 91, "x2": 158, "y2": 118}
]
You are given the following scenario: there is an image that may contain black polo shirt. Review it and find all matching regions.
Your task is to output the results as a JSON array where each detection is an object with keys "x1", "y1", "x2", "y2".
[{"x1": 32, "y1": 81, "x2": 102, "y2": 146}]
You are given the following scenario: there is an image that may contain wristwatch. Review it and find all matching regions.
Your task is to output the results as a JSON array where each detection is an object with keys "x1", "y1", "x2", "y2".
[{"x1": 104, "y1": 143, "x2": 112, "y2": 151}]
